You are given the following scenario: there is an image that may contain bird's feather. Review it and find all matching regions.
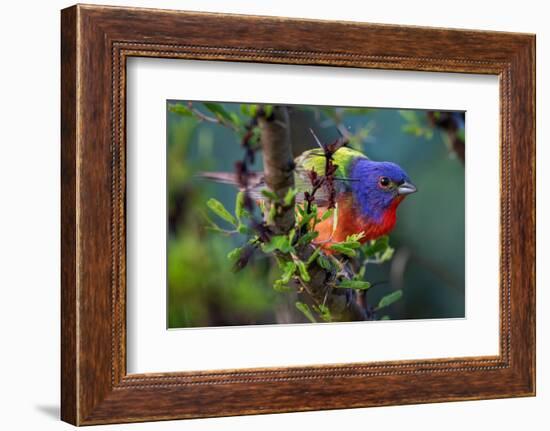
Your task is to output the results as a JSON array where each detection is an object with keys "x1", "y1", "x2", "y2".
[{"x1": 293, "y1": 147, "x2": 368, "y2": 205}]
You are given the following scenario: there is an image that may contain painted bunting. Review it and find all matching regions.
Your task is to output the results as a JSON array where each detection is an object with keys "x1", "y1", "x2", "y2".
[{"x1": 202, "y1": 146, "x2": 416, "y2": 248}]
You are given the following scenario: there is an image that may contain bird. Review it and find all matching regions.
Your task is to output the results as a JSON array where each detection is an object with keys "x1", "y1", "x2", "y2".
[{"x1": 201, "y1": 146, "x2": 417, "y2": 249}]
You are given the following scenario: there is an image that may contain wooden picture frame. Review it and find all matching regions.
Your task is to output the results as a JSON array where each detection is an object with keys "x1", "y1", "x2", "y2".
[{"x1": 61, "y1": 4, "x2": 535, "y2": 425}]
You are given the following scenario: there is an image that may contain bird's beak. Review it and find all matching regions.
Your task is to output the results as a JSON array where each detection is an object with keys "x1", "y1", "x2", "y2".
[{"x1": 397, "y1": 181, "x2": 417, "y2": 195}]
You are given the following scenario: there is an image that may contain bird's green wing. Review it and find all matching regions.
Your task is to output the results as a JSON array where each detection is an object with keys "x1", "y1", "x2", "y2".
[{"x1": 293, "y1": 147, "x2": 368, "y2": 205}]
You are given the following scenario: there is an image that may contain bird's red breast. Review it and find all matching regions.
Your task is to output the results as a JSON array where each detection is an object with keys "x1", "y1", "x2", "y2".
[{"x1": 314, "y1": 193, "x2": 404, "y2": 252}]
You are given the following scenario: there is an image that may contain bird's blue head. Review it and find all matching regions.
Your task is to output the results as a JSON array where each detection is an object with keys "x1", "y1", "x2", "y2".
[{"x1": 350, "y1": 159, "x2": 417, "y2": 222}]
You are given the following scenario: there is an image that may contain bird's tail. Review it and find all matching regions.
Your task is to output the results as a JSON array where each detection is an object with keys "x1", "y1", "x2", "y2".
[
  {"x1": 198, "y1": 172, "x2": 241, "y2": 187},
  {"x1": 197, "y1": 171, "x2": 266, "y2": 199}
]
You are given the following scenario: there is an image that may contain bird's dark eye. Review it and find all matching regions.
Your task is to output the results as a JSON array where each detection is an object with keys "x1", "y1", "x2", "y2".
[{"x1": 378, "y1": 176, "x2": 391, "y2": 188}]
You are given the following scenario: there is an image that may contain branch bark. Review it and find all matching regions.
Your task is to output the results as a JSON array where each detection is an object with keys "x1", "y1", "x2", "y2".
[
  {"x1": 258, "y1": 107, "x2": 295, "y2": 234},
  {"x1": 259, "y1": 106, "x2": 366, "y2": 322}
]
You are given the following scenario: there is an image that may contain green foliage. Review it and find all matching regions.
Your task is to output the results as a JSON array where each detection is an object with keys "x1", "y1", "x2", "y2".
[
  {"x1": 376, "y1": 290, "x2": 403, "y2": 310},
  {"x1": 316, "y1": 254, "x2": 332, "y2": 270},
  {"x1": 204, "y1": 103, "x2": 234, "y2": 124},
  {"x1": 235, "y1": 191, "x2": 246, "y2": 220},
  {"x1": 240, "y1": 104, "x2": 259, "y2": 117},
  {"x1": 249, "y1": 127, "x2": 262, "y2": 147},
  {"x1": 328, "y1": 244, "x2": 357, "y2": 257},
  {"x1": 337, "y1": 280, "x2": 372, "y2": 290},
  {"x1": 329, "y1": 233, "x2": 364, "y2": 257},
  {"x1": 284, "y1": 187, "x2": 298, "y2": 207},
  {"x1": 168, "y1": 227, "x2": 276, "y2": 328},
  {"x1": 305, "y1": 247, "x2": 321, "y2": 266},
  {"x1": 227, "y1": 246, "x2": 245, "y2": 266},
  {"x1": 361, "y1": 235, "x2": 394, "y2": 263},
  {"x1": 273, "y1": 261, "x2": 297, "y2": 292},
  {"x1": 263, "y1": 104, "x2": 274, "y2": 118},
  {"x1": 320, "y1": 208, "x2": 335, "y2": 222},
  {"x1": 363, "y1": 235, "x2": 390, "y2": 256},
  {"x1": 296, "y1": 231, "x2": 319, "y2": 247},
  {"x1": 261, "y1": 235, "x2": 295, "y2": 254},
  {"x1": 296, "y1": 203, "x2": 319, "y2": 228},
  {"x1": 295, "y1": 259, "x2": 310, "y2": 282},
  {"x1": 400, "y1": 110, "x2": 434, "y2": 139},
  {"x1": 207, "y1": 198, "x2": 237, "y2": 226},
  {"x1": 261, "y1": 189, "x2": 279, "y2": 201},
  {"x1": 168, "y1": 103, "x2": 193, "y2": 117},
  {"x1": 312, "y1": 304, "x2": 332, "y2": 322},
  {"x1": 295, "y1": 301, "x2": 316, "y2": 323}
]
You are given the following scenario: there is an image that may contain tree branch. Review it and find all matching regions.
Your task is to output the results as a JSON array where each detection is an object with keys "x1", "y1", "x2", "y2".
[{"x1": 258, "y1": 107, "x2": 295, "y2": 234}]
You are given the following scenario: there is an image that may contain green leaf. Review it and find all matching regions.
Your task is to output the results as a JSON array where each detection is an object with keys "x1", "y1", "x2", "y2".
[
  {"x1": 168, "y1": 104, "x2": 193, "y2": 116},
  {"x1": 237, "y1": 224, "x2": 251, "y2": 235},
  {"x1": 206, "y1": 198, "x2": 237, "y2": 226},
  {"x1": 346, "y1": 232, "x2": 366, "y2": 243},
  {"x1": 295, "y1": 301, "x2": 316, "y2": 323},
  {"x1": 399, "y1": 110, "x2": 418, "y2": 122},
  {"x1": 402, "y1": 124, "x2": 419, "y2": 135},
  {"x1": 235, "y1": 191, "x2": 246, "y2": 220},
  {"x1": 204, "y1": 102, "x2": 233, "y2": 124},
  {"x1": 204, "y1": 224, "x2": 226, "y2": 234},
  {"x1": 317, "y1": 254, "x2": 332, "y2": 270},
  {"x1": 298, "y1": 211, "x2": 316, "y2": 228},
  {"x1": 313, "y1": 304, "x2": 332, "y2": 322},
  {"x1": 363, "y1": 236, "x2": 390, "y2": 256},
  {"x1": 295, "y1": 259, "x2": 311, "y2": 282},
  {"x1": 200, "y1": 209, "x2": 224, "y2": 232},
  {"x1": 229, "y1": 112, "x2": 242, "y2": 128},
  {"x1": 380, "y1": 315, "x2": 391, "y2": 320},
  {"x1": 249, "y1": 126, "x2": 262, "y2": 147},
  {"x1": 263, "y1": 104, "x2": 274, "y2": 118},
  {"x1": 336, "y1": 279, "x2": 372, "y2": 290},
  {"x1": 320, "y1": 208, "x2": 334, "y2": 222},
  {"x1": 261, "y1": 235, "x2": 294, "y2": 254},
  {"x1": 296, "y1": 231, "x2": 319, "y2": 247},
  {"x1": 280, "y1": 261, "x2": 297, "y2": 283},
  {"x1": 287, "y1": 228, "x2": 296, "y2": 245},
  {"x1": 240, "y1": 104, "x2": 258, "y2": 117},
  {"x1": 261, "y1": 189, "x2": 279, "y2": 201},
  {"x1": 284, "y1": 187, "x2": 298, "y2": 206},
  {"x1": 227, "y1": 247, "x2": 244, "y2": 265},
  {"x1": 306, "y1": 247, "x2": 321, "y2": 266},
  {"x1": 338, "y1": 239, "x2": 362, "y2": 250},
  {"x1": 379, "y1": 247, "x2": 395, "y2": 262},
  {"x1": 267, "y1": 204, "x2": 277, "y2": 225},
  {"x1": 329, "y1": 244, "x2": 357, "y2": 257},
  {"x1": 273, "y1": 280, "x2": 294, "y2": 292},
  {"x1": 376, "y1": 290, "x2": 403, "y2": 310}
]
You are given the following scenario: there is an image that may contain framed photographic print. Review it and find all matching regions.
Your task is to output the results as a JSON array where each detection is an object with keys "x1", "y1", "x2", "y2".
[{"x1": 61, "y1": 4, "x2": 535, "y2": 425}]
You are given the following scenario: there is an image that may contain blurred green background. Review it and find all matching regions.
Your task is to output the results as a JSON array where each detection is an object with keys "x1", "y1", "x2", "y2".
[{"x1": 167, "y1": 102, "x2": 465, "y2": 328}]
